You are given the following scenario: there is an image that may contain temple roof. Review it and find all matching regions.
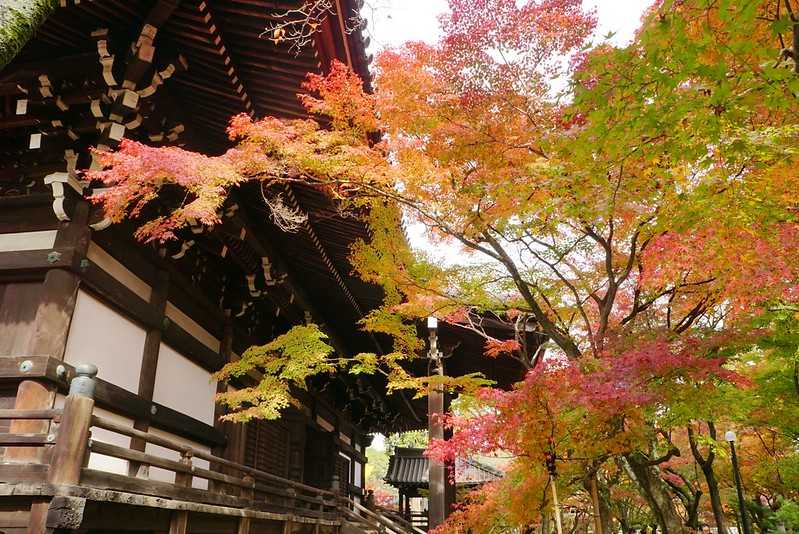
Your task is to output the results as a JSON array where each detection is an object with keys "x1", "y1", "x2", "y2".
[{"x1": 385, "y1": 447, "x2": 502, "y2": 489}]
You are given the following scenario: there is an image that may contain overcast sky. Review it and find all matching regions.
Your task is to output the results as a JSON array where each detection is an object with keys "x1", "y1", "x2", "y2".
[
  {"x1": 358, "y1": 0, "x2": 653, "y2": 266},
  {"x1": 362, "y1": 0, "x2": 653, "y2": 54}
]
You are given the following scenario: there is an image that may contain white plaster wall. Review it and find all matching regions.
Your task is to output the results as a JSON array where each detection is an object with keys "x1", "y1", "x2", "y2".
[
  {"x1": 145, "y1": 427, "x2": 211, "y2": 490},
  {"x1": 0, "y1": 230, "x2": 56, "y2": 252},
  {"x1": 54, "y1": 395, "x2": 132, "y2": 475},
  {"x1": 87, "y1": 241, "x2": 152, "y2": 301},
  {"x1": 152, "y1": 342, "x2": 217, "y2": 425},
  {"x1": 64, "y1": 289, "x2": 146, "y2": 394},
  {"x1": 354, "y1": 461, "x2": 362, "y2": 487}
]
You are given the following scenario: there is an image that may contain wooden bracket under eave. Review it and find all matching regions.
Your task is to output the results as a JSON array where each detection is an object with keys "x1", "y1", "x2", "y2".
[{"x1": 44, "y1": 172, "x2": 84, "y2": 222}]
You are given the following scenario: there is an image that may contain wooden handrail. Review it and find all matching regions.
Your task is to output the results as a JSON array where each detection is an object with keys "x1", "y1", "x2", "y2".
[
  {"x1": 374, "y1": 505, "x2": 424, "y2": 534},
  {"x1": 90, "y1": 439, "x2": 337, "y2": 509},
  {"x1": 0, "y1": 433, "x2": 54, "y2": 446},
  {"x1": 348, "y1": 499, "x2": 426, "y2": 534},
  {"x1": 91, "y1": 414, "x2": 336, "y2": 499},
  {"x1": 0, "y1": 409, "x2": 61, "y2": 420},
  {"x1": 91, "y1": 415, "x2": 193, "y2": 453}
]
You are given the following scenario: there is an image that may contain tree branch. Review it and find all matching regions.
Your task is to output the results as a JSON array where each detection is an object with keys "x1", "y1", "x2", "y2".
[{"x1": 482, "y1": 230, "x2": 582, "y2": 359}]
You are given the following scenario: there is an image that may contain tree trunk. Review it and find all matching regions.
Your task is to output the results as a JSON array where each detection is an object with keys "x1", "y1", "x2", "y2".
[
  {"x1": 687, "y1": 423, "x2": 728, "y2": 534},
  {"x1": 618, "y1": 515, "x2": 631, "y2": 534},
  {"x1": 702, "y1": 466, "x2": 728, "y2": 534},
  {"x1": 542, "y1": 511, "x2": 553, "y2": 534},
  {"x1": 596, "y1": 478, "x2": 615, "y2": 534},
  {"x1": 0, "y1": 0, "x2": 57, "y2": 68},
  {"x1": 623, "y1": 453, "x2": 687, "y2": 534},
  {"x1": 582, "y1": 473, "x2": 614, "y2": 534}
]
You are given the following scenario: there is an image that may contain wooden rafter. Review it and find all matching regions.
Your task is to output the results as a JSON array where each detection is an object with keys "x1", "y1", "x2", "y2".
[{"x1": 195, "y1": 1, "x2": 254, "y2": 116}]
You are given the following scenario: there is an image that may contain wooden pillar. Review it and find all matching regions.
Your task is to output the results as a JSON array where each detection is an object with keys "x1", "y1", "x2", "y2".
[
  {"x1": 136, "y1": 269, "x2": 169, "y2": 403},
  {"x1": 427, "y1": 345, "x2": 455, "y2": 529},
  {"x1": 443, "y1": 395, "x2": 456, "y2": 514},
  {"x1": 211, "y1": 314, "x2": 250, "y2": 495},
  {"x1": 168, "y1": 510, "x2": 189, "y2": 534},
  {"x1": 9, "y1": 200, "x2": 90, "y2": 464},
  {"x1": 428, "y1": 381, "x2": 446, "y2": 529},
  {"x1": 129, "y1": 268, "x2": 168, "y2": 477},
  {"x1": 28, "y1": 201, "x2": 91, "y2": 357},
  {"x1": 360, "y1": 453, "x2": 366, "y2": 497}
]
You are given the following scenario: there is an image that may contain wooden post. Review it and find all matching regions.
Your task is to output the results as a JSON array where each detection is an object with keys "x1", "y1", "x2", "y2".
[
  {"x1": 174, "y1": 450, "x2": 193, "y2": 488},
  {"x1": 29, "y1": 364, "x2": 97, "y2": 534},
  {"x1": 210, "y1": 313, "x2": 238, "y2": 494},
  {"x1": 241, "y1": 474, "x2": 255, "y2": 502},
  {"x1": 317, "y1": 494, "x2": 325, "y2": 516},
  {"x1": 168, "y1": 510, "x2": 189, "y2": 534},
  {"x1": 427, "y1": 321, "x2": 453, "y2": 530},
  {"x1": 237, "y1": 517, "x2": 251, "y2": 534},
  {"x1": 331, "y1": 473, "x2": 341, "y2": 523},
  {"x1": 47, "y1": 364, "x2": 96, "y2": 485},
  {"x1": 169, "y1": 446, "x2": 191, "y2": 534}
]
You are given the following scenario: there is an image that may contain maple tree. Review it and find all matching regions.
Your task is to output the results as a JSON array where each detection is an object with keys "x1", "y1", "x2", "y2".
[{"x1": 85, "y1": 0, "x2": 799, "y2": 532}]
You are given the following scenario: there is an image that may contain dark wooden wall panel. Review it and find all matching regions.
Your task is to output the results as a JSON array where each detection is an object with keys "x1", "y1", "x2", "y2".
[
  {"x1": 336, "y1": 454, "x2": 350, "y2": 487},
  {"x1": 0, "y1": 201, "x2": 58, "y2": 233},
  {"x1": 0, "y1": 282, "x2": 43, "y2": 355},
  {"x1": 244, "y1": 419, "x2": 290, "y2": 478}
]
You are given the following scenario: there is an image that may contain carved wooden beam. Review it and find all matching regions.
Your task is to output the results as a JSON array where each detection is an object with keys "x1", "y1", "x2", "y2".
[{"x1": 95, "y1": 0, "x2": 185, "y2": 150}]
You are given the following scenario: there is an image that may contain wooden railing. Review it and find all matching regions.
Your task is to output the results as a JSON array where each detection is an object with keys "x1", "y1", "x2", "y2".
[
  {"x1": 408, "y1": 511, "x2": 430, "y2": 531},
  {"x1": 84, "y1": 413, "x2": 341, "y2": 519},
  {"x1": 0, "y1": 408, "x2": 62, "y2": 483},
  {"x1": 345, "y1": 502, "x2": 427, "y2": 534},
  {"x1": 0, "y1": 409, "x2": 61, "y2": 447},
  {"x1": 373, "y1": 505, "x2": 427, "y2": 534},
  {"x1": 0, "y1": 365, "x2": 420, "y2": 534},
  {"x1": 0, "y1": 355, "x2": 226, "y2": 447}
]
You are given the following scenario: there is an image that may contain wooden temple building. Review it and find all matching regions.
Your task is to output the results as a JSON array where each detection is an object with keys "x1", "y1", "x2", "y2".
[{"x1": 0, "y1": 1, "x2": 529, "y2": 533}]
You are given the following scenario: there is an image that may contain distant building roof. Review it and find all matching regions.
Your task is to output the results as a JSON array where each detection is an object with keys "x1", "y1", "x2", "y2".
[{"x1": 385, "y1": 447, "x2": 502, "y2": 489}]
